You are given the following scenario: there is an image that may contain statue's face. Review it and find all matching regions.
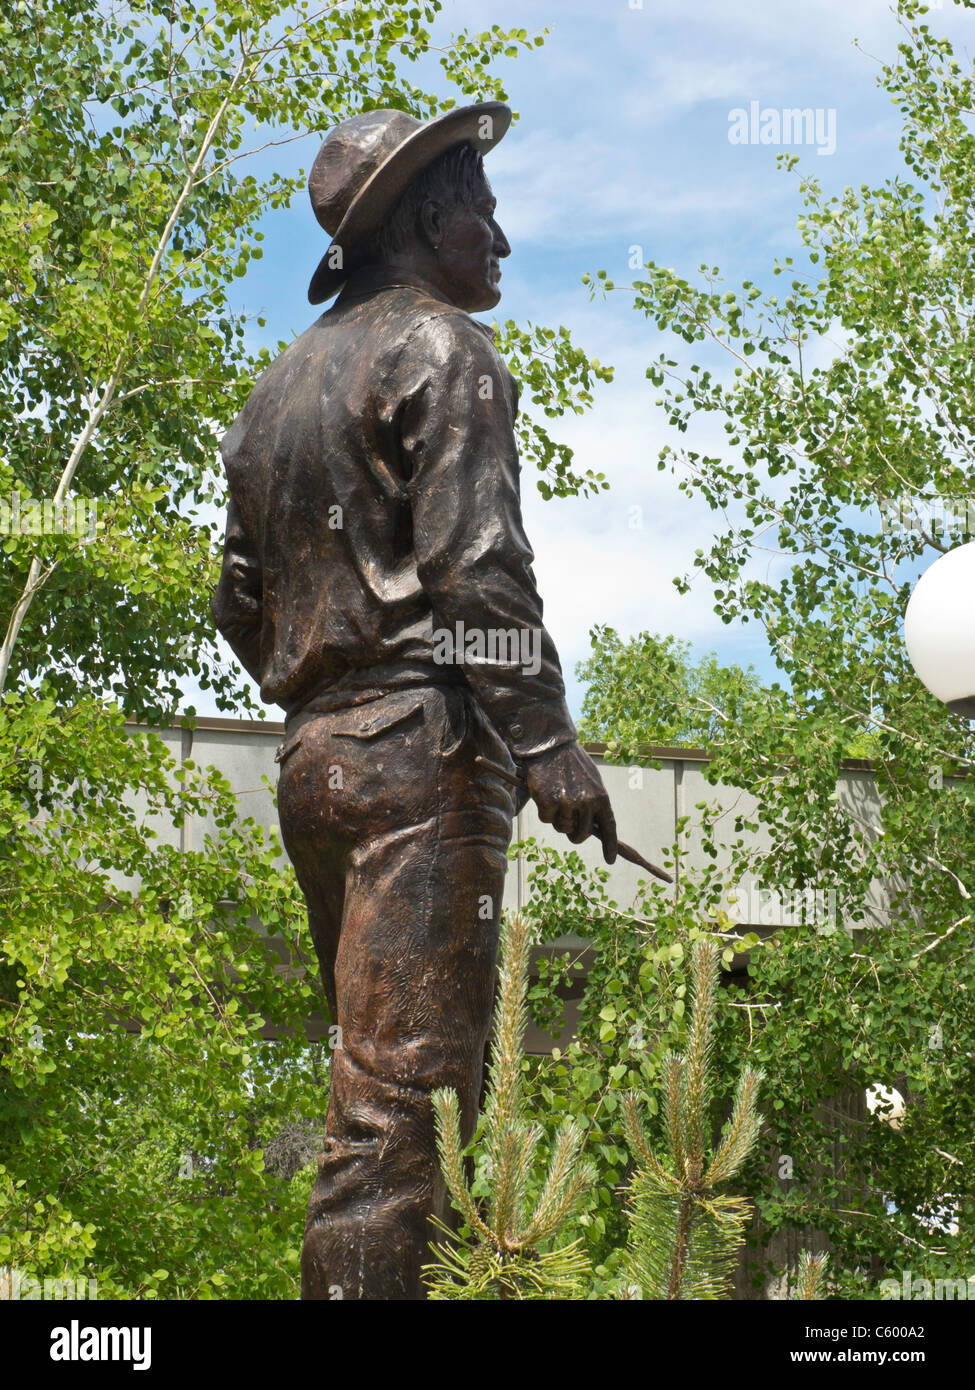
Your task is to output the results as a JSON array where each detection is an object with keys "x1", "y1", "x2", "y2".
[{"x1": 429, "y1": 170, "x2": 510, "y2": 312}]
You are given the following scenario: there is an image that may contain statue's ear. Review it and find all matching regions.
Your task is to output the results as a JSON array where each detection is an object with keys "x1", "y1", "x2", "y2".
[{"x1": 419, "y1": 196, "x2": 445, "y2": 250}]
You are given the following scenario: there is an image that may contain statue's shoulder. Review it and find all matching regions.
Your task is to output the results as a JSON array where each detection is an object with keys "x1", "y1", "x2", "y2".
[
  {"x1": 219, "y1": 320, "x2": 328, "y2": 466},
  {"x1": 395, "y1": 295, "x2": 501, "y2": 366}
]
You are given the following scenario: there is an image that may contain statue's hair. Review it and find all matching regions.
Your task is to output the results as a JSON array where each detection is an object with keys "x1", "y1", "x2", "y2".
[{"x1": 367, "y1": 141, "x2": 485, "y2": 264}]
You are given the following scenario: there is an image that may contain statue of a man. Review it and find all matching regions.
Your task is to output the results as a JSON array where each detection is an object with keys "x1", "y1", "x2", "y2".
[{"x1": 212, "y1": 102, "x2": 617, "y2": 1301}]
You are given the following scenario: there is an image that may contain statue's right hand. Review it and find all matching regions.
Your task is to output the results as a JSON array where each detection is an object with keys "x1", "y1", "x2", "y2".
[{"x1": 522, "y1": 741, "x2": 618, "y2": 864}]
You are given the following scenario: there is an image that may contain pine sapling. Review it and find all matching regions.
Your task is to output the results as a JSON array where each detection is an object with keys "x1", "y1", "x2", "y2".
[
  {"x1": 621, "y1": 935, "x2": 764, "y2": 1299},
  {"x1": 792, "y1": 1250, "x2": 830, "y2": 1300},
  {"x1": 423, "y1": 912, "x2": 596, "y2": 1300}
]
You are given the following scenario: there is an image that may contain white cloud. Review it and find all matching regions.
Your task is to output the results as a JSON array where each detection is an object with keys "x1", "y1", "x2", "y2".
[
  {"x1": 618, "y1": 56, "x2": 771, "y2": 127},
  {"x1": 489, "y1": 125, "x2": 797, "y2": 247},
  {"x1": 515, "y1": 359, "x2": 776, "y2": 710}
]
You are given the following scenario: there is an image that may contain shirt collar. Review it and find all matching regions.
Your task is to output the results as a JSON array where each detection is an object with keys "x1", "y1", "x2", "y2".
[{"x1": 333, "y1": 264, "x2": 497, "y2": 339}]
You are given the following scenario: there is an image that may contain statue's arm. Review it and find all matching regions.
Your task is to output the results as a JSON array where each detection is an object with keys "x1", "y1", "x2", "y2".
[
  {"x1": 399, "y1": 314, "x2": 578, "y2": 762},
  {"x1": 211, "y1": 493, "x2": 264, "y2": 684}
]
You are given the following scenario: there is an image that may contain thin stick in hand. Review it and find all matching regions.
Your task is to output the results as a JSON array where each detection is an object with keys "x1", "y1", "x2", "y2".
[{"x1": 475, "y1": 755, "x2": 674, "y2": 885}]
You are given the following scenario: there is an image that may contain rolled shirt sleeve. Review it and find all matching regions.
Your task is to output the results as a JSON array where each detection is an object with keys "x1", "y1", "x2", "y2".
[{"x1": 396, "y1": 310, "x2": 579, "y2": 761}]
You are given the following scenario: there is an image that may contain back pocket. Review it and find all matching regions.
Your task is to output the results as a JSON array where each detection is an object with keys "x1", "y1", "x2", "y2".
[{"x1": 327, "y1": 691, "x2": 426, "y2": 741}]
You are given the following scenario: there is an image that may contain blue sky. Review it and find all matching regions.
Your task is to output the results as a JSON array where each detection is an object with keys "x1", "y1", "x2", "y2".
[{"x1": 205, "y1": 0, "x2": 971, "y2": 721}]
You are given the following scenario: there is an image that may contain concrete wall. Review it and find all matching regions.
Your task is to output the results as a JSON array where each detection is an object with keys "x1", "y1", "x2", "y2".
[
  {"x1": 123, "y1": 714, "x2": 900, "y2": 1049},
  {"x1": 147, "y1": 715, "x2": 892, "y2": 935}
]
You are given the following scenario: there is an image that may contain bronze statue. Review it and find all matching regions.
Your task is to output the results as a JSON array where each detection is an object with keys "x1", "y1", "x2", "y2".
[{"x1": 212, "y1": 102, "x2": 617, "y2": 1301}]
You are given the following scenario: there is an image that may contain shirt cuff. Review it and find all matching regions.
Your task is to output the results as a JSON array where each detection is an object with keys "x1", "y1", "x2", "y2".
[{"x1": 493, "y1": 697, "x2": 579, "y2": 762}]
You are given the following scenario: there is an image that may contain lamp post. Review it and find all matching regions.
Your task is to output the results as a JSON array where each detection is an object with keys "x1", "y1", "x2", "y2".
[{"x1": 904, "y1": 540, "x2": 975, "y2": 718}]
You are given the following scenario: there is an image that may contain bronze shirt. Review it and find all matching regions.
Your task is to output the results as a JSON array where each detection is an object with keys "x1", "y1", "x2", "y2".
[{"x1": 211, "y1": 264, "x2": 578, "y2": 761}]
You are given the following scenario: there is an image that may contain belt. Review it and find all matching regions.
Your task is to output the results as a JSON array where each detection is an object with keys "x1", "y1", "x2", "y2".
[{"x1": 283, "y1": 659, "x2": 466, "y2": 732}]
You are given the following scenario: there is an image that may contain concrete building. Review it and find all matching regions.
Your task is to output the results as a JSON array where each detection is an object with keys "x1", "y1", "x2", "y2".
[{"x1": 135, "y1": 714, "x2": 896, "y2": 1049}]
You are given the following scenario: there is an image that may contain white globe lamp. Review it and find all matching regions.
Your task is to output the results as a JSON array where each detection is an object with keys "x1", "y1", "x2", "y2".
[{"x1": 904, "y1": 542, "x2": 975, "y2": 718}]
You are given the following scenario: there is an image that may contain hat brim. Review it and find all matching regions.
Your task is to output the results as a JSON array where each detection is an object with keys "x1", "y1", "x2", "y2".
[{"x1": 307, "y1": 101, "x2": 511, "y2": 305}]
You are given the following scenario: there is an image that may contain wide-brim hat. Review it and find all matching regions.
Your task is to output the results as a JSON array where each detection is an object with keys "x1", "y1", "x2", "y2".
[{"x1": 306, "y1": 101, "x2": 511, "y2": 305}]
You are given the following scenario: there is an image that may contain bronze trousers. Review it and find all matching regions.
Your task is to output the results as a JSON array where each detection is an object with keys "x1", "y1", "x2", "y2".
[{"x1": 276, "y1": 682, "x2": 517, "y2": 1300}]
